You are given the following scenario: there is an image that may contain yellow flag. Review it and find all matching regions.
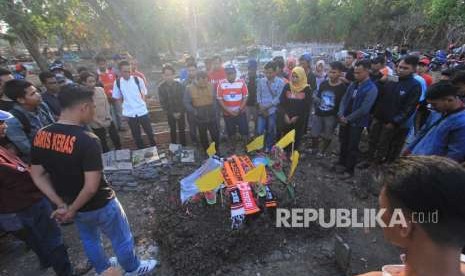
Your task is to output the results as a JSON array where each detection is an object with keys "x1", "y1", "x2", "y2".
[
  {"x1": 275, "y1": 129, "x2": 295, "y2": 149},
  {"x1": 288, "y1": 150, "x2": 300, "y2": 179},
  {"x1": 244, "y1": 164, "x2": 267, "y2": 184},
  {"x1": 195, "y1": 167, "x2": 223, "y2": 192},
  {"x1": 246, "y1": 135, "x2": 264, "y2": 152},
  {"x1": 206, "y1": 142, "x2": 216, "y2": 157}
]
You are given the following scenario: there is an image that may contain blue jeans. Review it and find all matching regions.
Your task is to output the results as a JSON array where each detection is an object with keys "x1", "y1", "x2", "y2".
[
  {"x1": 257, "y1": 113, "x2": 277, "y2": 151},
  {"x1": 17, "y1": 197, "x2": 73, "y2": 275},
  {"x1": 75, "y1": 198, "x2": 140, "y2": 274},
  {"x1": 224, "y1": 112, "x2": 249, "y2": 138}
]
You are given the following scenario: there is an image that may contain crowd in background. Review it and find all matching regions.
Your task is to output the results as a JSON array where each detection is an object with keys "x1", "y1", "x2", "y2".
[{"x1": 0, "y1": 45, "x2": 464, "y2": 275}]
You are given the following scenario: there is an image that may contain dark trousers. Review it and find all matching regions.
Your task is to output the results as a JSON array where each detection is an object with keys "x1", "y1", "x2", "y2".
[
  {"x1": 127, "y1": 114, "x2": 156, "y2": 149},
  {"x1": 224, "y1": 113, "x2": 249, "y2": 138},
  {"x1": 167, "y1": 113, "x2": 187, "y2": 145},
  {"x1": 92, "y1": 122, "x2": 122, "y2": 153},
  {"x1": 339, "y1": 125, "x2": 363, "y2": 173},
  {"x1": 17, "y1": 198, "x2": 73, "y2": 276},
  {"x1": 198, "y1": 120, "x2": 220, "y2": 152},
  {"x1": 278, "y1": 113, "x2": 307, "y2": 150},
  {"x1": 368, "y1": 119, "x2": 409, "y2": 163},
  {"x1": 187, "y1": 112, "x2": 198, "y2": 144}
]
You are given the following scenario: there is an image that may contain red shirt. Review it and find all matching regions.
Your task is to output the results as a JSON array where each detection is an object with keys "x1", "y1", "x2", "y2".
[
  {"x1": 98, "y1": 69, "x2": 117, "y2": 97},
  {"x1": 132, "y1": 70, "x2": 148, "y2": 86},
  {"x1": 216, "y1": 79, "x2": 248, "y2": 115},
  {"x1": 208, "y1": 68, "x2": 226, "y2": 91},
  {"x1": 0, "y1": 146, "x2": 43, "y2": 213},
  {"x1": 421, "y1": 73, "x2": 433, "y2": 87}
]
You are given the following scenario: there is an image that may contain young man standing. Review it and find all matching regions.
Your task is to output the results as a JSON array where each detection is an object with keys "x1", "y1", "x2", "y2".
[
  {"x1": 367, "y1": 55, "x2": 421, "y2": 164},
  {"x1": 183, "y1": 62, "x2": 199, "y2": 145},
  {"x1": 405, "y1": 82, "x2": 465, "y2": 162},
  {"x1": 358, "y1": 156, "x2": 465, "y2": 276},
  {"x1": 112, "y1": 61, "x2": 156, "y2": 149},
  {"x1": 4, "y1": 80, "x2": 55, "y2": 160},
  {"x1": 96, "y1": 56, "x2": 122, "y2": 131},
  {"x1": 39, "y1": 71, "x2": 61, "y2": 120},
  {"x1": 217, "y1": 64, "x2": 249, "y2": 143},
  {"x1": 244, "y1": 59, "x2": 258, "y2": 136},
  {"x1": 0, "y1": 110, "x2": 74, "y2": 275},
  {"x1": 337, "y1": 60, "x2": 378, "y2": 178},
  {"x1": 30, "y1": 84, "x2": 157, "y2": 275},
  {"x1": 256, "y1": 61, "x2": 285, "y2": 151},
  {"x1": 0, "y1": 68, "x2": 14, "y2": 111},
  {"x1": 418, "y1": 58, "x2": 433, "y2": 87},
  {"x1": 311, "y1": 61, "x2": 347, "y2": 156},
  {"x1": 158, "y1": 64, "x2": 186, "y2": 145},
  {"x1": 341, "y1": 51, "x2": 357, "y2": 84}
]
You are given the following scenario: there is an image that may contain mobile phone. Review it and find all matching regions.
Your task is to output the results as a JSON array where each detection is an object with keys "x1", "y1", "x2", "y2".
[{"x1": 387, "y1": 75, "x2": 399, "y2": 82}]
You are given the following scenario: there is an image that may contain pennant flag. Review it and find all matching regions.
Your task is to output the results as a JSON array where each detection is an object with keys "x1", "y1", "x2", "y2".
[
  {"x1": 244, "y1": 164, "x2": 267, "y2": 184},
  {"x1": 288, "y1": 150, "x2": 300, "y2": 179},
  {"x1": 275, "y1": 129, "x2": 295, "y2": 149},
  {"x1": 206, "y1": 142, "x2": 216, "y2": 157},
  {"x1": 195, "y1": 167, "x2": 224, "y2": 192},
  {"x1": 246, "y1": 135, "x2": 264, "y2": 152}
]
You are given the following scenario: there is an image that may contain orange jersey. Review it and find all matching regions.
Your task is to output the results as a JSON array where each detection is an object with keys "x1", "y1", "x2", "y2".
[
  {"x1": 98, "y1": 69, "x2": 117, "y2": 97},
  {"x1": 216, "y1": 79, "x2": 248, "y2": 115}
]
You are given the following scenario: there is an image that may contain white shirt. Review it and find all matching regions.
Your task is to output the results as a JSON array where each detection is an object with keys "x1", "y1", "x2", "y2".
[{"x1": 112, "y1": 76, "x2": 148, "y2": 117}]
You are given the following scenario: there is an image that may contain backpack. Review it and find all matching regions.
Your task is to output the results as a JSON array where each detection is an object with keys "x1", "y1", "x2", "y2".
[
  {"x1": 9, "y1": 108, "x2": 31, "y2": 135},
  {"x1": 116, "y1": 76, "x2": 142, "y2": 99}
]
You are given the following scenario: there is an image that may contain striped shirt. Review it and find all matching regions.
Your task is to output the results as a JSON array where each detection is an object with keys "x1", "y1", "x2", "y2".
[{"x1": 217, "y1": 79, "x2": 248, "y2": 115}]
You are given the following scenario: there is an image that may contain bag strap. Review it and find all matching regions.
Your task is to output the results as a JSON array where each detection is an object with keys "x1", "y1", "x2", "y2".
[
  {"x1": 116, "y1": 76, "x2": 143, "y2": 99},
  {"x1": 10, "y1": 109, "x2": 31, "y2": 135}
]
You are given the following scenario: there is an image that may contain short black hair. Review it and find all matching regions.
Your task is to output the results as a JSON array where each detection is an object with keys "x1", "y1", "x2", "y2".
[
  {"x1": 196, "y1": 71, "x2": 208, "y2": 80},
  {"x1": 39, "y1": 71, "x2": 56, "y2": 84},
  {"x1": 0, "y1": 67, "x2": 11, "y2": 77},
  {"x1": 95, "y1": 56, "x2": 106, "y2": 63},
  {"x1": 347, "y1": 51, "x2": 357, "y2": 59},
  {"x1": 401, "y1": 55, "x2": 419, "y2": 68},
  {"x1": 77, "y1": 66, "x2": 89, "y2": 74},
  {"x1": 354, "y1": 59, "x2": 371, "y2": 70},
  {"x1": 378, "y1": 156, "x2": 465, "y2": 246},
  {"x1": 264, "y1": 61, "x2": 277, "y2": 71},
  {"x1": 329, "y1": 61, "x2": 345, "y2": 72},
  {"x1": 186, "y1": 61, "x2": 197, "y2": 68},
  {"x1": 4, "y1": 79, "x2": 33, "y2": 101},
  {"x1": 441, "y1": 67, "x2": 457, "y2": 78},
  {"x1": 58, "y1": 84, "x2": 94, "y2": 109},
  {"x1": 185, "y1": 56, "x2": 195, "y2": 64},
  {"x1": 372, "y1": 56, "x2": 386, "y2": 65},
  {"x1": 78, "y1": 71, "x2": 96, "y2": 84},
  {"x1": 162, "y1": 64, "x2": 175, "y2": 74},
  {"x1": 426, "y1": 81, "x2": 459, "y2": 100},
  {"x1": 118, "y1": 60, "x2": 130, "y2": 69},
  {"x1": 212, "y1": 55, "x2": 222, "y2": 62},
  {"x1": 451, "y1": 71, "x2": 465, "y2": 85},
  {"x1": 272, "y1": 57, "x2": 285, "y2": 70}
]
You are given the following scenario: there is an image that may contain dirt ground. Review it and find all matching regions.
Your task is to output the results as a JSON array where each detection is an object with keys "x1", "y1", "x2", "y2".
[{"x1": 0, "y1": 137, "x2": 401, "y2": 276}]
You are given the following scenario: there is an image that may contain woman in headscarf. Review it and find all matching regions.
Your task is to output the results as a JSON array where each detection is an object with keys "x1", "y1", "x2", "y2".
[
  {"x1": 278, "y1": 66, "x2": 312, "y2": 150},
  {"x1": 315, "y1": 60, "x2": 327, "y2": 90}
]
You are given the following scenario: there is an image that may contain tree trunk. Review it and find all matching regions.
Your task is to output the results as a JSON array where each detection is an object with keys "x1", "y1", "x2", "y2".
[{"x1": 4, "y1": 0, "x2": 49, "y2": 71}]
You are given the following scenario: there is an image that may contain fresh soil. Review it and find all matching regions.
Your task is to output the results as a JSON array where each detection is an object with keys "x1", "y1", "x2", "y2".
[{"x1": 0, "y1": 138, "x2": 401, "y2": 276}]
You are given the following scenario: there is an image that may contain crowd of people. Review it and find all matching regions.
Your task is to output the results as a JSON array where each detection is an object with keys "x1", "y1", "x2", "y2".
[{"x1": 0, "y1": 46, "x2": 464, "y2": 276}]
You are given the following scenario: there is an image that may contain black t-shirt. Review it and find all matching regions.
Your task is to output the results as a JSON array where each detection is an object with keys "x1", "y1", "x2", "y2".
[
  {"x1": 31, "y1": 123, "x2": 114, "y2": 212},
  {"x1": 315, "y1": 81, "x2": 347, "y2": 117},
  {"x1": 343, "y1": 67, "x2": 355, "y2": 82},
  {"x1": 279, "y1": 84, "x2": 312, "y2": 118}
]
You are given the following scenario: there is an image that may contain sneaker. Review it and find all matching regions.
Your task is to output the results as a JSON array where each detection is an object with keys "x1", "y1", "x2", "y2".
[
  {"x1": 124, "y1": 259, "x2": 157, "y2": 276},
  {"x1": 339, "y1": 171, "x2": 354, "y2": 180},
  {"x1": 109, "y1": 257, "x2": 119, "y2": 267}
]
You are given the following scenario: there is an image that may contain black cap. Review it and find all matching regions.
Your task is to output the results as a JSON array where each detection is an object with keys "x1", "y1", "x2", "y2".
[{"x1": 426, "y1": 81, "x2": 459, "y2": 100}]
